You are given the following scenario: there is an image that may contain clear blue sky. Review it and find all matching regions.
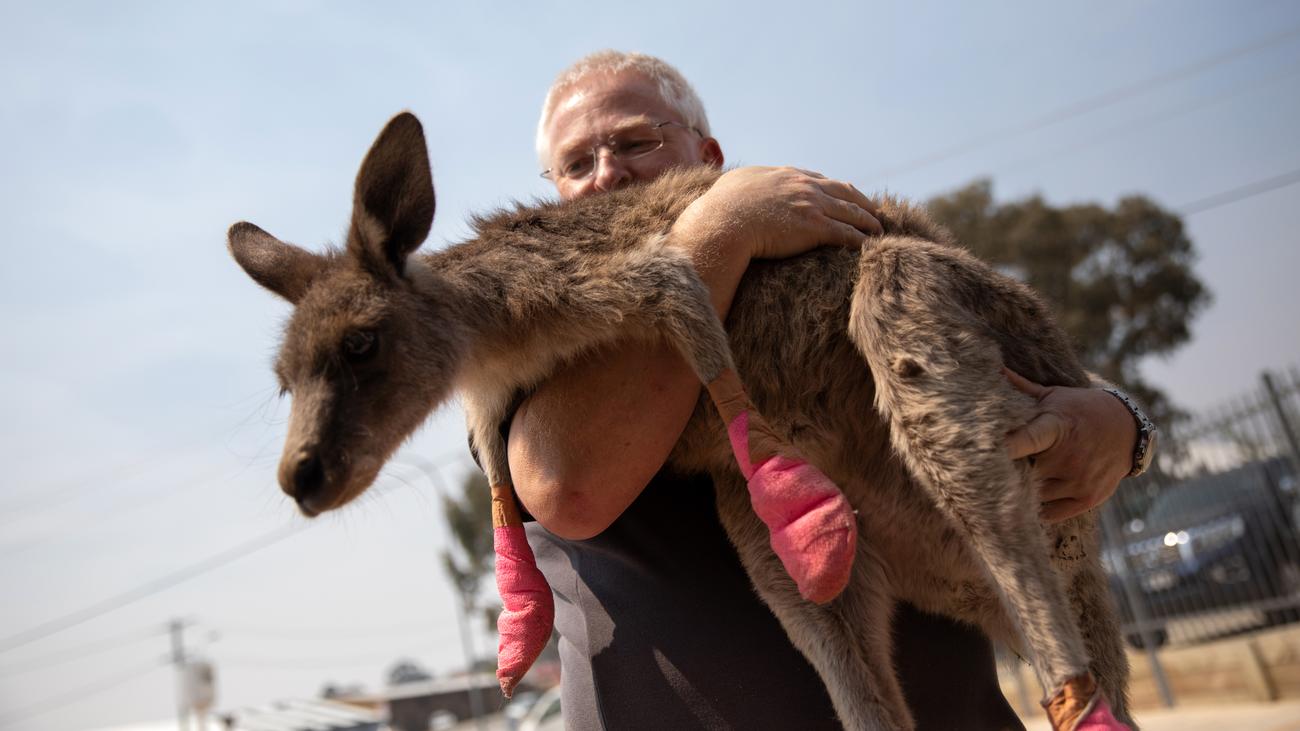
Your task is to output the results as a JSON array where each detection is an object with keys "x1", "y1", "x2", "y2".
[{"x1": 2, "y1": 2, "x2": 1298, "y2": 729}]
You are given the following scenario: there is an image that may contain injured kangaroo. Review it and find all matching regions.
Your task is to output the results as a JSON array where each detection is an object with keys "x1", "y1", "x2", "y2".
[{"x1": 230, "y1": 112, "x2": 1134, "y2": 731}]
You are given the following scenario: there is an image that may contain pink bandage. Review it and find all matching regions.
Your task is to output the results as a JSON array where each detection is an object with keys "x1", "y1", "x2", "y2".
[
  {"x1": 726, "y1": 411, "x2": 760, "y2": 478},
  {"x1": 494, "y1": 525, "x2": 554, "y2": 698},
  {"x1": 1074, "y1": 697, "x2": 1129, "y2": 731},
  {"x1": 727, "y1": 412, "x2": 857, "y2": 604},
  {"x1": 1044, "y1": 675, "x2": 1130, "y2": 731}
]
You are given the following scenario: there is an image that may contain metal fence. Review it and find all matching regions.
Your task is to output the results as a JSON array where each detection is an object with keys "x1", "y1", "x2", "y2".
[{"x1": 1095, "y1": 366, "x2": 1300, "y2": 704}]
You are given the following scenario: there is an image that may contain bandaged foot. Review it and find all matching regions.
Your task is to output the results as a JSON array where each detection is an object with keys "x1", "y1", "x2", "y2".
[
  {"x1": 492, "y1": 487, "x2": 555, "y2": 698},
  {"x1": 1075, "y1": 699, "x2": 1127, "y2": 731},
  {"x1": 708, "y1": 370, "x2": 857, "y2": 604},
  {"x1": 1044, "y1": 673, "x2": 1130, "y2": 731}
]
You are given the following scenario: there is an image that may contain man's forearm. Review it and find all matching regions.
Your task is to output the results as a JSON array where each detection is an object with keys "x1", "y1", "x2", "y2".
[
  {"x1": 508, "y1": 215, "x2": 750, "y2": 539},
  {"x1": 508, "y1": 342, "x2": 700, "y2": 539}
]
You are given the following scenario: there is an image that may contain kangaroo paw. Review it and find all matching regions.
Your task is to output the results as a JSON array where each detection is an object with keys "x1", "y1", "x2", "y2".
[
  {"x1": 1074, "y1": 698, "x2": 1129, "y2": 731},
  {"x1": 1044, "y1": 674, "x2": 1131, "y2": 731},
  {"x1": 494, "y1": 525, "x2": 554, "y2": 697},
  {"x1": 749, "y1": 454, "x2": 857, "y2": 603},
  {"x1": 727, "y1": 411, "x2": 857, "y2": 603}
]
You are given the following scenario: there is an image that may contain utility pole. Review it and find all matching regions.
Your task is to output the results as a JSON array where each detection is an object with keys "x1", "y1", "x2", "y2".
[
  {"x1": 170, "y1": 618, "x2": 191, "y2": 731},
  {"x1": 395, "y1": 455, "x2": 487, "y2": 731}
]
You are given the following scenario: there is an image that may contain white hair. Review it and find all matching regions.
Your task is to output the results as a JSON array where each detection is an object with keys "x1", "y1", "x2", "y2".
[{"x1": 535, "y1": 50, "x2": 711, "y2": 167}]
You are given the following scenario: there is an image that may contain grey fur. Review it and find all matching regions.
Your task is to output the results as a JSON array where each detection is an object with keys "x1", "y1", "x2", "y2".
[{"x1": 230, "y1": 113, "x2": 1133, "y2": 730}]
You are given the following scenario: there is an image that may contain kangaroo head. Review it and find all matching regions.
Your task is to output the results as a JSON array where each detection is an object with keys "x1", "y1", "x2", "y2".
[{"x1": 229, "y1": 112, "x2": 466, "y2": 516}]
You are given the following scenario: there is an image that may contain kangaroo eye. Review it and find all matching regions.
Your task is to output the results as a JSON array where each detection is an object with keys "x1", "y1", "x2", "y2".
[{"x1": 342, "y1": 330, "x2": 378, "y2": 362}]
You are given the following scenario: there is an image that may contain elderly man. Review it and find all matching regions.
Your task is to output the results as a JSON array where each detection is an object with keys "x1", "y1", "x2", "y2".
[{"x1": 506, "y1": 51, "x2": 1149, "y2": 730}]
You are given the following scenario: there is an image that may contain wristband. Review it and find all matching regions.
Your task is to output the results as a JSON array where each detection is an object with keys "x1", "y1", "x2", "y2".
[{"x1": 1101, "y1": 387, "x2": 1158, "y2": 477}]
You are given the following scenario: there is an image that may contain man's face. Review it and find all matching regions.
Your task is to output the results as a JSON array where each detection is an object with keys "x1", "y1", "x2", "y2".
[{"x1": 542, "y1": 71, "x2": 722, "y2": 201}]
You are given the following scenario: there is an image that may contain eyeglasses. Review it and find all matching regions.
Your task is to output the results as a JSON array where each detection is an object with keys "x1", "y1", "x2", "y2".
[{"x1": 541, "y1": 121, "x2": 702, "y2": 181}]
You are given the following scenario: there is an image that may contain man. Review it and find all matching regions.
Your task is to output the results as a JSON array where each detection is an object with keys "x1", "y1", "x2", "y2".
[{"x1": 506, "y1": 51, "x2": 1148, "y2": 729}]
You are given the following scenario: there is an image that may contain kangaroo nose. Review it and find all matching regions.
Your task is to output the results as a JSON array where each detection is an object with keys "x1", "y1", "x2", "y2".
[{"x1": 290, "y1": 454, "x2": 325, "y2": 514}]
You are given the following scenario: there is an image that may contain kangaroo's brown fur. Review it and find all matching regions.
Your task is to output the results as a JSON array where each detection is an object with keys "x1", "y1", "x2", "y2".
[{"x1": 230, "y1": 113, "x2": 1133, "y2": 730}]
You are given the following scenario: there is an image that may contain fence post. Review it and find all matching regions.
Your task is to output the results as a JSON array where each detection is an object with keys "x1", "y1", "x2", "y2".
[
  {"x1": 1100, "y1": 505, "x2": 1176, "y2": 708},
  {"x1": 1240, "y1": 639, "x2": 1280, "y2": 702},
  {"x1": 1262, "y1": 371, "x2": 1300, "y2": 478}
]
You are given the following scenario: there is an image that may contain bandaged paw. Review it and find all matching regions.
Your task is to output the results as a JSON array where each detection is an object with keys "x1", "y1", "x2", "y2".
[
  {"x1": 1044, "y1": 674, "x2": 1130, "y2": 731},
  {"x1": 727, "y1": 411, "x2": 857, "y2": 603},
  {"x1": 750, "y1": 454, "x2": 857, "y2": 603},
  {"x1": 494, "y1": 524, "x2": 554, "y2": 697},
  {"x1": 1073, "y1": 697, "x2": 1128, "y2": 731}
]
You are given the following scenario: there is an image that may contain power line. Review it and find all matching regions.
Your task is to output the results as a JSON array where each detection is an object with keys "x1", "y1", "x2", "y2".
[
  {"x1": 0, "y1": 458, "x2": 165, "y2": 528},
  {"x1": 0, "y1": 452, "x2": 465, "y2": 657},
  {"x1": 0, "y1": 623, "x2": 169, "y2": 678},
  {"x1": 876, "y1": 24, "x2": 1300, "y2": 179},
  {"x1": 218, "y1": 650, "x2": 420, "y2": 669},
  {"x1": 1177, "y1": 167, "x2": 1300, "y2": 216},
  {"x1": 989, "y1": 58, "x2": 1300, "y2": 179},
  {"x1": 0, "y1": 442, "x2": 465, "y2": 550},
  {"x1": 0, "y1": 391, "x2": 284, "y2": 522},
  {"x1": 0, "y1": 657, "x2": 169, "y2": 726},
  {"x1": 223, "y1": 622, "x2": 448, "y2": 640},
  {"x1": 0, "y1": 523, "x2": 307, "y2": 654},
  {"x1": 0, "y1": 467, "x2": 236, "y2": 558}
]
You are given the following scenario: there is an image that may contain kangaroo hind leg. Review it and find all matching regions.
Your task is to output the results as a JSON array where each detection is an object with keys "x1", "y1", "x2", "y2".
[
  {"x1": 848, "y1": 239, "x2": 1127, "y2": 729},
  {"x1": 623, "y1": 251, "x2": 857, "y2": 602},
  {"x1": 715, "y1": 470, "x2": 913, "y2": 731}
]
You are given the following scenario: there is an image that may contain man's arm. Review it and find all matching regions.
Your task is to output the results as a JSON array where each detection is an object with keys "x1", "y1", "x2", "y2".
[
  {"x1": 509, "y1": 167, "x2": 882, "y2": 539},
  {"x1": 506, "y1": 261, "x2": 742, "y2": 540},
  {"x1": 509, "y1": 159, "x2": 1142, "y2": 536}
]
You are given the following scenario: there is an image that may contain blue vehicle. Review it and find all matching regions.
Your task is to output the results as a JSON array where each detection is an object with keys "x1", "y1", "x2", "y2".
[{"x1": 1105, "y1": 456, "x2": 1300, "y2": 647}]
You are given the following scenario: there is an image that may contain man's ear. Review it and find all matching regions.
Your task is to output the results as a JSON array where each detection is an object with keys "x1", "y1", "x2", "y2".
[
  {"x1": 700, "y1": 137, "x2": 725, "y2": 168},
  {"x1": 348, "y1": 111, "x2": 436, "y2": 278},
  {"x1": 228, "y1": 222, "x2": 329, "y2": 304}
]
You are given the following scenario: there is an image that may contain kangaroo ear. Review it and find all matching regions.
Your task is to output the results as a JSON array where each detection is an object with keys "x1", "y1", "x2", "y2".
[
  {"x1": 348, "y1": 111, "x2": 435, "y2": 278},
  {"x1": 228, "y1": 222, "x2": 329, "y2": 304}
]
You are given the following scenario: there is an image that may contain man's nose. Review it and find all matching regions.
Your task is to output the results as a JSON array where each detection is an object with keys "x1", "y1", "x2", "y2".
[{"x1": 591, "y1": 148, "x2": 631, "y2": 192}]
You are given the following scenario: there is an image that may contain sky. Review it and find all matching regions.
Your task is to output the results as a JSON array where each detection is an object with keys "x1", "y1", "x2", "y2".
[{"x1": 1, "y1": 1, "x2": 1298, "y2": 728}]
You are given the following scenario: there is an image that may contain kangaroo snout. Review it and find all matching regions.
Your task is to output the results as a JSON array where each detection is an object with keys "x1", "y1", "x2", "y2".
[{"x1": 280, "y1": 450, "x2": 327, "y2": 516}]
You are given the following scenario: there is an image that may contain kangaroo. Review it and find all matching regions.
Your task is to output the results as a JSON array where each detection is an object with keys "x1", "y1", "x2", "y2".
[{"x1": 230, "y1": 112, "x2": 1133, "y2": 731}]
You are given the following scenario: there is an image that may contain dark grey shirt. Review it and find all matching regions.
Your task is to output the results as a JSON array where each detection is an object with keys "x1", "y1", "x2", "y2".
[{"x1": 523, "y1": 469, "x2": 1025, "y2": 731}]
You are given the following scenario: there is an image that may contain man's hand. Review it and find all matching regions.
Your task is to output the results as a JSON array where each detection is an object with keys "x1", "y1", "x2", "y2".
[
  {"x1": 1003, "y1": 368, "x2": 1137, "y2": 523},
  {"x1": 673, "y1": 166, "x2": 882, "y2": 267}
]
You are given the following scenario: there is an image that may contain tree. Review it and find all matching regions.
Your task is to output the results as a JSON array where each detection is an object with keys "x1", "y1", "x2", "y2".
[
  {"x1": 441, "y1": 468, "x2": 560, "y2": 671},
  {"x1": 926, "y1": 179, "x2": 1211, "y2": 424},
  {"x1": 441, "y1": 470, "x2": 496, "y2": 628},
  {"x1": 386, "y1": 658, "x2": 433, "y2": 686},
  {"x1": 320, "y1": 681, "x2": 364, "y2": 698}
]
